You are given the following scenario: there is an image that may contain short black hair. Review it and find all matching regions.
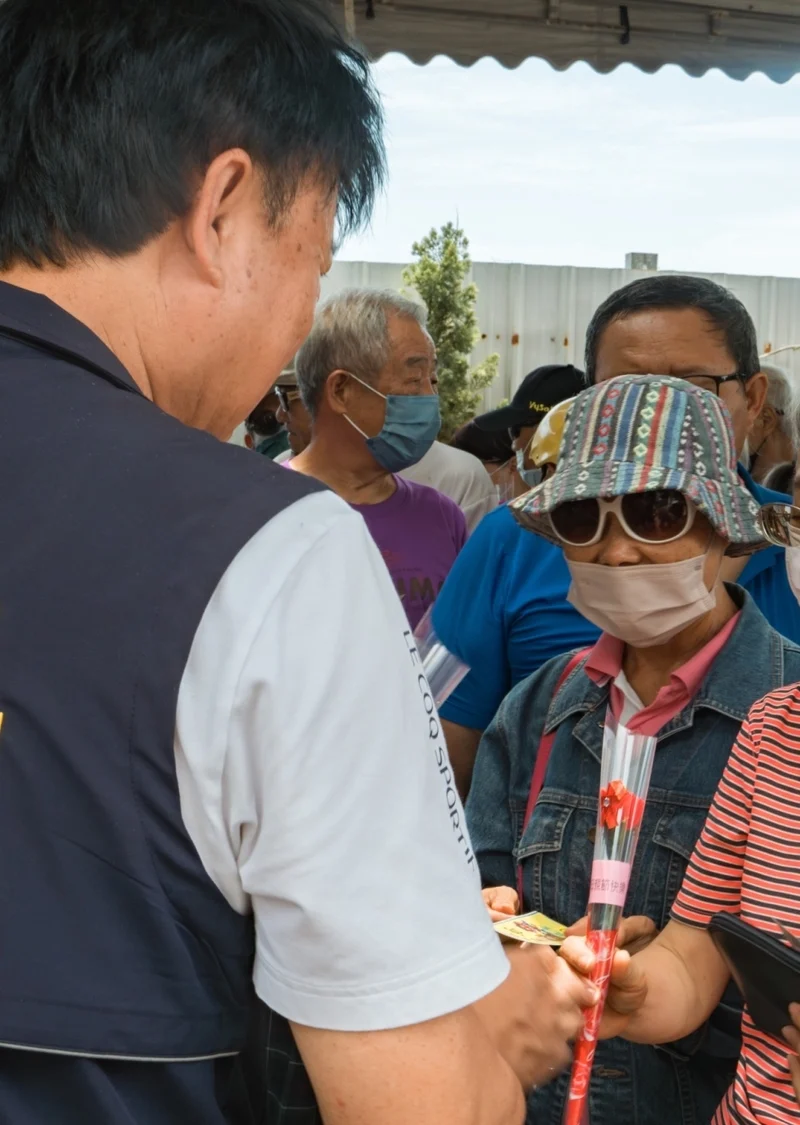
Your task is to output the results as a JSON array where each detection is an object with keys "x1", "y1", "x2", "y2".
[
  {"x1": 0, "y1": 0, "x2": 385, "y2": 269},
  {"x1": 451, "y1": 421, "x2": 513, "y2": 464},
  {"x1": 584, "y1": 275, "x2": 760, "y2": 385}
]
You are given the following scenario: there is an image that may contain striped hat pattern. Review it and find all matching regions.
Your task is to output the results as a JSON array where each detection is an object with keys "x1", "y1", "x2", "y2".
[{"x1": 511, "y1": 374, "x2": 766, "y2": 557}]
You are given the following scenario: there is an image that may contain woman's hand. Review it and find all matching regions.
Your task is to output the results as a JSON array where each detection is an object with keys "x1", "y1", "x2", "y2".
[
  {"x1": 565, "y1": 914, "x2": 659, "y2": 956},
  {"x1": 559, "y1": 932, "x2": 649, "y2": 1039},
  {"x1": 482, "y1": 885, "x2": 520, "y2": 923},
  {"x1": 782, "y1": 1001, "x2": 800, "y2": 1103}
]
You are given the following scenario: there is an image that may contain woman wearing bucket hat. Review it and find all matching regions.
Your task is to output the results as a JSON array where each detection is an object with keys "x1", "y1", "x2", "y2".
[
  {"x1": 466, "y1": 375, "x2": 800, "y2": 1125},
  {"x1": 555, "y1": 469, "x2": 800, "y2": 1125}
]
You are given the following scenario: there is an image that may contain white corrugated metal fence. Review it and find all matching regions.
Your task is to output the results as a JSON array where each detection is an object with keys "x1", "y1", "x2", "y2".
[{"x1": 322, "y1": 261, "x2": 800, "y2": 408}]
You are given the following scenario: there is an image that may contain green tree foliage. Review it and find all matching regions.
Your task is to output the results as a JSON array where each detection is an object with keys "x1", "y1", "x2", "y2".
[{"x1": 403, "y1": 223, "x2": 499, "y2": 442}]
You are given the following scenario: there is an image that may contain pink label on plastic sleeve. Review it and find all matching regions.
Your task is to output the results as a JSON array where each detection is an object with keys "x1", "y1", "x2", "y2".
[{"x1": 588, "y1": 859, "x2": 631, "y2": 908}]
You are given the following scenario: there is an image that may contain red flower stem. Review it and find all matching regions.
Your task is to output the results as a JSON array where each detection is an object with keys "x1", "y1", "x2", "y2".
[{"x1": 563, "y1": 927, "x2": 619, "y2": 1125}]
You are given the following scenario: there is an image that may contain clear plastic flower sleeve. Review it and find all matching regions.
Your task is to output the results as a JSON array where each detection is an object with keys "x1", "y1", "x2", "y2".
[
  {"x1": 412, "y1": 605, "x2": 470, "y2": 709},
  {"x1": 563, "y1": 710, "x2": 658, "y2": 1125}
]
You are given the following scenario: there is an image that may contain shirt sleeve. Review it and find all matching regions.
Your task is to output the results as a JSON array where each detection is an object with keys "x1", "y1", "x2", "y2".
[
  {"x1": 458, "y1": 462, "x2": 498, "y2": 536},
  {"x1": 174, "y1": 491, "x2": 508, "y2": 1032},
  {"x1": 671, "y1": 701, "x2": 761, "y2": 928},
  {"x1": 433, "y1": 510, "x2": 511, "y2": 731}
]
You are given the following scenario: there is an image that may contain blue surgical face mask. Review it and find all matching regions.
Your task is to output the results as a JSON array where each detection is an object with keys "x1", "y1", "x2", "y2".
[
  {"x1": 343, "y1": 372, "x2": 441, "y2": 472},
  {"x1": 515, "y1": 447, "x2": 543, "y2": 488}
]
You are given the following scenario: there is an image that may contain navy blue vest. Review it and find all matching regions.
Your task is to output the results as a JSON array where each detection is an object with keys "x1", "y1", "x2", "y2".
[{"x1": 0, "y1": 282, "x2": 325, "y2": 1124}]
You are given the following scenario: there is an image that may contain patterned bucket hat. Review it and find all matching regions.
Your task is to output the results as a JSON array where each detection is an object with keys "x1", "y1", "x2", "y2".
[{"x1": 510, "y1": 374, "x2": 766, "y2": 557}]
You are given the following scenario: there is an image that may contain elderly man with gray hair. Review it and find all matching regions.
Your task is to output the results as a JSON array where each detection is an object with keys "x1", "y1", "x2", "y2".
[
  {"x1": 292, "y1": 288, "x2": 467, "y2": 627},
  {"x1": 747, "y1": 362, "x2": 796, "y2": 485}
]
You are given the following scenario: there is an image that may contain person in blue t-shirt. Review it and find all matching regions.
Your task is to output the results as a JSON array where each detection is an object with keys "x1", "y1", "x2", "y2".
[{"x1": 434, "y1": 274, "x2": 800, "y2": 798}]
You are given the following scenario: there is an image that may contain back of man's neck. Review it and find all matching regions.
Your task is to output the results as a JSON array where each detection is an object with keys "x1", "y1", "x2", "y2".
[
  {"x1": 292, "y1": 440, "x2": 396, "y2": 505},
  {"x1": 1, "y1": 262, "x2": 153, "y2": 399}
]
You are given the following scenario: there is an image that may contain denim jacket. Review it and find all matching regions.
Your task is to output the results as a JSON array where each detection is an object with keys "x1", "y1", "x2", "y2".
[{"x1": 466, "y1": 587, "x2": 800, "y2": 1125}]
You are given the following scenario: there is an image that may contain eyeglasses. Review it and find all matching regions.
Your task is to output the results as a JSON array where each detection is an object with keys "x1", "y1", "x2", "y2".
[
  {"x1": 684, "y1": 373, "x2": 749, "y2": 396},
  {"x1": 550, "y1": 489, "x2": 695, "y2": 547},
  {"x1": 758, "y1": 502, "x2": 800, "y2": 548},
  {"x1": 276, "y1": 386, "x2": 301, "y2": 411}
]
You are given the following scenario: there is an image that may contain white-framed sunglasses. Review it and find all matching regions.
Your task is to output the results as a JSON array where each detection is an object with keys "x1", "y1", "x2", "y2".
[
  {"x1": 276, "y1": 386, "x2": 301, "y2": 412},
  {"x1": 758, "y1": 502, "x2": 800, "y2": 548},
  {"x1": 549, "y1": 489, "x2": 696, "y2": 548}
]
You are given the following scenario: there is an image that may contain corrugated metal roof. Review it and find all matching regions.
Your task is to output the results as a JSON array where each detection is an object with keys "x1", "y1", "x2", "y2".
[
  {"x1": 323, "y1": 261, "x2": 800, "y2": 405},
  {"x1": 336, "y1": 0, "x2": 800, "y2": 83}
]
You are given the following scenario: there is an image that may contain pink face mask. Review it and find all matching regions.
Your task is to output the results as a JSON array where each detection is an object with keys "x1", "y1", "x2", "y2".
[{"x1": 566, "y1": 553, "x2": 718, "y2": 648}]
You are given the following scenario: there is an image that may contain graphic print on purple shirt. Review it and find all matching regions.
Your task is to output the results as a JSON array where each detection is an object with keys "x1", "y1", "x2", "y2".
[{"x1": 351, "y1": 476, "x2": 468, "y2": 630}]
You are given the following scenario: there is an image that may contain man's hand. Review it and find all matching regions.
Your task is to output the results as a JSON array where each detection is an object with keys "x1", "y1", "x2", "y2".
[
  {"x1": 565, "y1": 915, "x2": 658, "y2": 956},
  {"x1": 475, "y1": 942, "x2": 598, "y2": 1089},
  {"x1": 482, "y1": 886, "x2": 519, "y2": 922},
  {"x1": 782, "y1": 1001, "x2": 800, "y2": 1104},
  {"x1": 559, "y1": 933, "x2": 648, "y2": 1040}
]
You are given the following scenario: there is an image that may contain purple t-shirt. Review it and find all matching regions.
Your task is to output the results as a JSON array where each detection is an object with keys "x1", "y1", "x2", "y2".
[{"x1": 351, "y1": 476, "x2": 468, "y2": 630}]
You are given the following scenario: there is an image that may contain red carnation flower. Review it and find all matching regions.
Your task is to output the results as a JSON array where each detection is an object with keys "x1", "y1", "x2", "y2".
[{"x1": 599, "y1": 780, "x2": 644, "y2": 832}]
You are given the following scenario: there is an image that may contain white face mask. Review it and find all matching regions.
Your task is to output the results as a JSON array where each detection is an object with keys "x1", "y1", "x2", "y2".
[
  {"x1": 567, "y1": 552, "x2": 718, "y2": 648},
  {"x1": 786, "y1": 547, "x2": 800, "y2": 604}
]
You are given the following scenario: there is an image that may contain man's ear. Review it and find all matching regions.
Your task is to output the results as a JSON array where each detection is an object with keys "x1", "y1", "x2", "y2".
[
  {"x1": 181, "y1": 147, "x2": 256, "y2": 287},
  {"x1": 325, "y1": 370, "x2": 354, "y2": 416},
  {"x1": 244, "y1": 433, "x2": 254, "y2": 449},
  {"x1": 759, "y1": 404, "x2": 779, "y2": 439},
  {"x1": 745, "y1": 371, "x2": 768, "y2": 423}
]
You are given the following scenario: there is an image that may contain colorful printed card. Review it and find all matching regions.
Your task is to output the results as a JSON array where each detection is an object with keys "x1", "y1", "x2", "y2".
[{"x1": 493, "y1": 911, "x2": 567, "y2": 946}]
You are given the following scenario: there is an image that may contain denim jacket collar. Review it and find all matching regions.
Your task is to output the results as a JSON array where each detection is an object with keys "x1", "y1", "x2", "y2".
[{"x1": 545, "y1": 586, "x2": 786, "y2": 765}]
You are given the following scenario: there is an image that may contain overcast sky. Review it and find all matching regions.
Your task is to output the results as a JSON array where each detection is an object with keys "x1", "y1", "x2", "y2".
[{"x1": 338, "y1": 55, "x2": 800, "y2": 279}]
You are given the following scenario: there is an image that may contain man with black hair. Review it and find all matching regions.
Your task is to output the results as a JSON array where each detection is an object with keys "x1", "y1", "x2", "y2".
[
  {"x1": 584, "y1": 274, "x2": 766, "y2": 447},
  {"x1": 0, "y1": 2, "x2": 593, "y2": 1124},
  {"x1": 584, "y1": 274, "x2": 800, "y2": 640}
]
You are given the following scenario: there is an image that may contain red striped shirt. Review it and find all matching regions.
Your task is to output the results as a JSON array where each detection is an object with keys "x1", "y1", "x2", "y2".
[{"x1": 672, "y1": 684, "x2": 800, "y2": 1124}]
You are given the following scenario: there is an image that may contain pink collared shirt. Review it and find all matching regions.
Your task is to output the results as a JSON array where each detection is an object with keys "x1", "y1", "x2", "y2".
[{"x1": 584, "y1": 612, "x2": 741, "y2": 736}]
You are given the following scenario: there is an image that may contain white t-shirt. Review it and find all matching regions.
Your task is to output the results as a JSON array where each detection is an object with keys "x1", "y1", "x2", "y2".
[
  {"x1": 400, "y1": 441, "x2": 497, "y2": 535},
  {"x1": 174, "y1": 490, "x2": 507, "y2": 1032}
]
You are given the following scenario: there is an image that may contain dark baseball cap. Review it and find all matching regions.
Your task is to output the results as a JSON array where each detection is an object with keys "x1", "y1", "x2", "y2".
[{"x1": 474, "y1": 364, "x2": 586, "y2": 432}]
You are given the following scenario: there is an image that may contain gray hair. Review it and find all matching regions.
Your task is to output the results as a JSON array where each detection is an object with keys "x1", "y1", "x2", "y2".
[
  {"x1": 296, "y1": 288, "x2": 428, "y2": 416},
  {"x1": 762, "y1": 363, "x2": 792, "y2": 418},
  {"x1": 761, "y1": 362, "x2": 798, "y2": 448}
]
